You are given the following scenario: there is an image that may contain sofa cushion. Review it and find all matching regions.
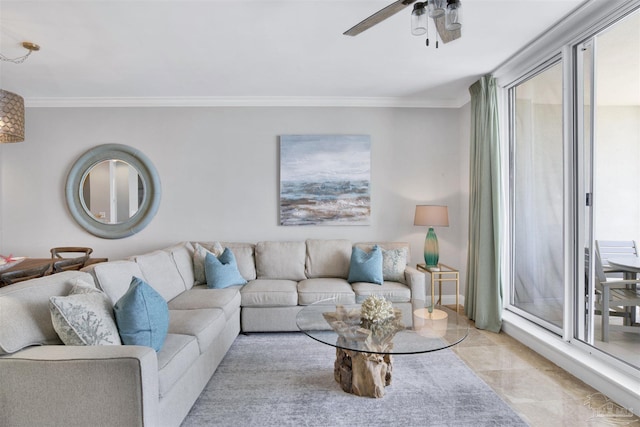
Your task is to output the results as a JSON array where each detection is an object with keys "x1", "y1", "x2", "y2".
[
  {"x1": 157, "y1": 333, "x2": 200, "y2": 398},
  {"x1": 214, "y1": 242, "x2": 257, "y2": 281},
  {"x1": 355, "y1": 242, "x2": 411, "y2": 283},
  {"x1": 255, "y1": 241, "x2": 306, "y2": 281},
  {"x1": 305, "y1": 239, "x2": 352, "y2": 279},
  {"x1": 352, "y1": 281, "x2": 411, "y2": 303},
  {"x1": 382, "y1": 247, "x2": 408, "y2": 283},
  {"x1": 0, "y1": 271, "x2": 94, "y2": 355},
  {"x1": 164, "y1": 242, "x2": 196, "y2": 290},
  {"x1": 93, "y1": 260, "x2": 145, "y2": 304},
  {"x1": 114, "y1": 277, "x2": 169, "y2": 352},
  {"x1": 297, "y1": 278, "x2": 356, "y2": 305},
  {"x1": 193, "y1": 242, "x2": 224, "y2": 285},
  {"x1": 241, "y1": 279, "x2": 298, "y2": 307},
  {"x1": 355, "y1": 241, "x2": 411, "y2": 257},
  {"x1": 204, "y1": 249, "x2": 247, "y2": 289},
  {"x1": 133, "y1": 250, "x2": 186, "y2": 302},
  {"x1": 168, "y1": 286, "x2": 241, "y2": 320},
  {"x1": 347, "y1": 245, "x2": 383, "y2": 285},
  {"x1": 168, "y1": 308, "x2": 225, "y2": 353},
  {"x1": 49, "y1": 280, "x2": 122, "y2": 346}
]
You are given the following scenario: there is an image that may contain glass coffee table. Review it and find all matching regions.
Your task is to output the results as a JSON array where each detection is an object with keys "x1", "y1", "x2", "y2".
[{"x1": 296, "y1": 298, "x2": 469, "y2": 398}]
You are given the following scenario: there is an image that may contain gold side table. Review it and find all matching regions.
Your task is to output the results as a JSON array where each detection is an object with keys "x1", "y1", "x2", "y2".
[{"x1": 416, "y1": 263, "x2": 459, "y2": 312}]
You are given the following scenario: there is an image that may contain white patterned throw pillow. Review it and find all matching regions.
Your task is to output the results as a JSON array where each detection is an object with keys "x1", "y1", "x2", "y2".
[
  {"x1": 49, "y1": 280, "x2": 122, "y2": 346},
  {"x1": 193, "y1": 242, "x2": 224, "y2": 284},
  {"x1": 382, "y1": 247, "x2": 408, "y2": 283}
]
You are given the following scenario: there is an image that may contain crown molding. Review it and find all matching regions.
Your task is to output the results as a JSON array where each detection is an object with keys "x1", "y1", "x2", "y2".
[{"x1": 24, "y1": 96, "x2": 468, "y2": 109}]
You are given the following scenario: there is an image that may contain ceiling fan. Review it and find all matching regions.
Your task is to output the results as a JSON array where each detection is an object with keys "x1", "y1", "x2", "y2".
[{"x1": 344, "y1": 0, "x2": 462, "y2": 46}]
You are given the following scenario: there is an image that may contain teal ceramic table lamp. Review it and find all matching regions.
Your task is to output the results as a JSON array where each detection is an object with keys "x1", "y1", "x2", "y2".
[{"x1": 414, "y1": 205, "x2": 449, "y2": 267}]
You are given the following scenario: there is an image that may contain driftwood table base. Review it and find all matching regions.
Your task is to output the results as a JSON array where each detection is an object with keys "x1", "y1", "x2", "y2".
[
  {"x1": 298, "y1": 302, "x2": 468, "y2": 399},
  {"x1": 334, "y1": 347, "x2": 393, "y2": 398}
]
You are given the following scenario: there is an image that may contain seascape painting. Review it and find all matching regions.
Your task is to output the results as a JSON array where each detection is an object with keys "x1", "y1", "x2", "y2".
[{"x1": 280, "y1": 135, "x2": 371, "y2": 226}]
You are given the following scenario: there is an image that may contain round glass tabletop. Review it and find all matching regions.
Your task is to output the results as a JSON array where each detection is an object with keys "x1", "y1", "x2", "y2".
[{"x1": 296, "y1": 298, "x2": 469, "y2": 355}]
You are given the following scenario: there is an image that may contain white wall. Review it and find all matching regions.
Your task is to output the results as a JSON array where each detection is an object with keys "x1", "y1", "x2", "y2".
[{"x1": 0, "y1": 105, "x2": 469, "y2": 293}]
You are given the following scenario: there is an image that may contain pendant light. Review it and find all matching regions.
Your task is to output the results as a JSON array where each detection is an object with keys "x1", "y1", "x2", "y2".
[
  {"x1": 0, "y1": 90, "x2": 25, "y2": 143},
  {"x1": 0, "y1": 42, "x2": 40, "y2": 143}
]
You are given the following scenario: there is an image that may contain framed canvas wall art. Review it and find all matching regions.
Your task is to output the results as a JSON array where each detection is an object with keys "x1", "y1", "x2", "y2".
[{"x1": 279, "y1": 134, "x2": 371, "y2": 226}]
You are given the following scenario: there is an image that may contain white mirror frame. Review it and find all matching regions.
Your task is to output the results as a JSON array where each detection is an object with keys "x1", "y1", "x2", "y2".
[{"x1": 65, "y1": 144, "x2": 161, "y2": 239}]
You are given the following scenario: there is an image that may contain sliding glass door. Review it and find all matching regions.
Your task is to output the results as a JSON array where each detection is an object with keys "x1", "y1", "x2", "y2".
[
  {"x1": 577, "y1": 9, "x2": 640, "y2": 369},
  {"x1": 509, "y1": 59, "x2": 565, "y2": 332}
]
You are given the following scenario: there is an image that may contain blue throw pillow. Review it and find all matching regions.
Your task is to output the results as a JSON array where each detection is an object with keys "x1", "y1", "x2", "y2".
[
  {"x1": 347, "y1": 245, "x2": 384, "y2": 285},
  {"x1": 114, "y1": 277, "x2": 169, "y2": 352},
  {"x1": 204, "y1": 248, "x2": 248, "y2": 289}
]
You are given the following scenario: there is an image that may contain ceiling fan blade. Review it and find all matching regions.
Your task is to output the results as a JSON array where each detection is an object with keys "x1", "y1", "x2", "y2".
[{"x1": 344, "y1": 0, "x2": 418, "y2": 37}]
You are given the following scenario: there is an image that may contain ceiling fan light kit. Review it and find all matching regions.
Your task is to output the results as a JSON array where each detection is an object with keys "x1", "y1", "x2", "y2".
[
  {"x1": 411, "y1": 3, "x2": 428, "y2": 35},
  {"x1": 428, "y1": 0, "x2": 446, "y2": 18},
  {"x1": 345, "y1": 0, "x2": 461, "y2": 48},
  {"x1": 445, "y1": 0, "x2": 462, "y2": 31}
]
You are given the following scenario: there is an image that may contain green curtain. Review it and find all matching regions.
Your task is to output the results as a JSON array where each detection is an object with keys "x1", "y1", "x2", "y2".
[{"x1": 465, "y1": 74, "x2": 502, "y2": 333}]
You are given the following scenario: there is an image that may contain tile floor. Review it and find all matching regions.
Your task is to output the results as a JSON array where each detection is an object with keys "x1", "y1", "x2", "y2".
[{"x1": 452, "y1": 319, "x2": 640, "y2": 426}]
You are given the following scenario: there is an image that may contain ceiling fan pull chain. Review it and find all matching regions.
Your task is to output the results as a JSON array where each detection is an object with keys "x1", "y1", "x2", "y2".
[{"x1": 425, "y1": 13, "x2": 430, "y2": 47}]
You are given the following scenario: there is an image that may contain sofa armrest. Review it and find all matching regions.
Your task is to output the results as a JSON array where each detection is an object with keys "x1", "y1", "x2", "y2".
[
  {"x1": 0, "y1": 345, "x2": 159, "y2": 427},
  {"x1": 404, "y1": 266, "x2": 426, "y2": 309}
]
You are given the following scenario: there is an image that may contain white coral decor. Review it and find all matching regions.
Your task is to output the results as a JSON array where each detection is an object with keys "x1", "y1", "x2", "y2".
[{"x1": 360, "y1": 295, "x2": 394, "y2": 323}]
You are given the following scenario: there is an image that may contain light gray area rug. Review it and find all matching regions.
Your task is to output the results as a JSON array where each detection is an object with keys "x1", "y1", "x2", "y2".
[{"x1": 182, "y1": 332, "x2": 527, "y2": 427}]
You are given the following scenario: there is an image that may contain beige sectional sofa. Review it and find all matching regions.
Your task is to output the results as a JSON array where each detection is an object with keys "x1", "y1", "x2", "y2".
[
  {"x1": 0, "y1": 239, "x2": 425, "y2": 427},
  {"x1": 237, "y1": 240, "x2": 425, "y2": 331}
]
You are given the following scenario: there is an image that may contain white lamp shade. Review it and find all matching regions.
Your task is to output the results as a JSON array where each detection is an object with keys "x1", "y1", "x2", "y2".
[{"x1": 414, "y1": 205, "x2": 449, "y2": 227}]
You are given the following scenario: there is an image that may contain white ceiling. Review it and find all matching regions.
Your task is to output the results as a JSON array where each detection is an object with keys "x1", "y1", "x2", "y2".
[{"x1": 0, "y1": 0, "x2": 587, "y2": 107}]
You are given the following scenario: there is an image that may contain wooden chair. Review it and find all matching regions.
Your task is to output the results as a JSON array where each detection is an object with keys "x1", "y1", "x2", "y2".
[
  {"x1": 50, "y1": 247, "x2": 93, "y2": 273},
  {"x1": 0, "y1": 263, "x2": 51, "y2": 287},
  {"x1": 594, "y1": 249, "x2": 640, "y2": 342},
  {"x1": 595, "y1": 240, "x2": 638, "y2": 276}
]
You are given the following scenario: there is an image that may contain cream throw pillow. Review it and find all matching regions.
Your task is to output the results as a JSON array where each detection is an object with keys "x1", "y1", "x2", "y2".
[
  {"x1": 49, "y1": 280, "x2": 122, "y2": 346},
  {"x1": 382, "y1": 247, "x2": 408, "y2": 283},
  {"x1": 193, "y1": 242, "x2": 224, "y2": 284}
]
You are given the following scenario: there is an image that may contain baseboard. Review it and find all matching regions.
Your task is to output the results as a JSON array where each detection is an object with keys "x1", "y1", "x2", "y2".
[
  {"x1": 501, "y1": 311, "x2": 640, "y2": 416},
  {"x1": 436, "y1": 294, "x2": 465, "y2": 308}
]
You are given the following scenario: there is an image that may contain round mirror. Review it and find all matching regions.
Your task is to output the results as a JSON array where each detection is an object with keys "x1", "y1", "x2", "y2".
[
  {"x1": 66, "y1": 144, "x2": 161, "y2": 239},
  {"x1": 80, "y1": 159, "x2": 144, "y2": 224}
]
